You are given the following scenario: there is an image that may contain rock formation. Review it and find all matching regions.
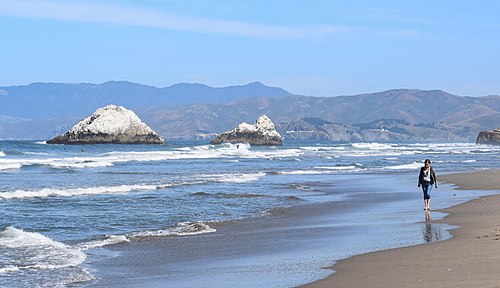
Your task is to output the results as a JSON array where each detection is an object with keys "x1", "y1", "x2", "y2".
[
  {"x1": 210, "y1": 115, "x2": 283, "y2": 146},
  {"x1": 476, "y1": 128, "x2": 500, "y2": 145},
  {"x1": 47, "y1": 105, "x2": 164, "y2": 144}
]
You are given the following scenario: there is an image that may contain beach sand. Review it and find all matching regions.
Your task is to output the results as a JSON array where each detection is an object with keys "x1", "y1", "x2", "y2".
[{"x1": 302, "y1": 170, "x2": 500, "y2": 288}]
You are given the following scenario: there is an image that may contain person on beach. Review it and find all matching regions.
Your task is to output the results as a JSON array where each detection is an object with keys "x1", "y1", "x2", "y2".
[{"x1": 418, "y1": 159, "x2": 438, "y2": 211}]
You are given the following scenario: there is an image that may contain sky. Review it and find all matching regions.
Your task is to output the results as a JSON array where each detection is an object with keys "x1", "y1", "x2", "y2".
[{"x1": 1, "y1": 0, "x2": 499, "y2": 97}]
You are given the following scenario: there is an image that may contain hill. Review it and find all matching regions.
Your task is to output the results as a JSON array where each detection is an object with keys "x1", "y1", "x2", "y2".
[
  {"x1": 138, "y1": 89, "x2": 500, "y2": 142},
  {"x1": 0, "y1": 83, "x2": 498, "y2": 142},
  {"x1": 0, "y1": 81, "x2": 292, "y2": 118}
]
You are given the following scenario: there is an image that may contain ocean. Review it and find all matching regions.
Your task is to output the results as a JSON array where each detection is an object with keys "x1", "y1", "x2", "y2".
[{"x1": 1, "y1": 141, "x2": 499, "y2": 287}]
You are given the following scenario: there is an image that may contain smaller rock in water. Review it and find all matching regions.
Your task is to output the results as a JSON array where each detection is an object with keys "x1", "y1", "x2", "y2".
[
  {"x1": 47, "y1": 104, "x2": 164, "y2": 144},
  {"x1": 210, "y1": 115, "x2": 282, "y2": 146}
]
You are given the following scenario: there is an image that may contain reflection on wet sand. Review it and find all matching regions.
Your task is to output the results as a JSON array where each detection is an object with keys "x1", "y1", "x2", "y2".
[{"x1": 423, "y1": 211, "x2": 443, "y2": 243}]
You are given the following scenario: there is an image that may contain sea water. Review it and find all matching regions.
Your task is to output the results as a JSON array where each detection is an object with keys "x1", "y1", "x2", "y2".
[{"x1": 0, "y1": 141, "x2": 499, "y2": 287}]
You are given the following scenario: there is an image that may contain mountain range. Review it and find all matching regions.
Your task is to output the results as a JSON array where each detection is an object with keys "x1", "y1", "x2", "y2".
[
  {"x1": 0, "y1": 81, "x2": 291, "y2": 118},
  {"x1": 0, "y1": 81, "x2": 499, "y2": 142}
]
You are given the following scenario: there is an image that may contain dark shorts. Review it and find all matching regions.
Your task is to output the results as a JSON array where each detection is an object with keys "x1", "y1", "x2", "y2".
[{"x1": 422, "y1": 183, "x2": 432, "y2": 200}]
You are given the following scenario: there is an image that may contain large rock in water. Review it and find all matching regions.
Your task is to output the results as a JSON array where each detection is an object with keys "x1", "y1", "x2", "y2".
[
  {"x1": 476, "y1": 128, "x2": 500, "y2": 145},
  {"x1": 210, "y1": 115, "x2": 282, "y2": 146},
  {"x1": 47, "y1": 105, "x2": 164, "y2": 144}
]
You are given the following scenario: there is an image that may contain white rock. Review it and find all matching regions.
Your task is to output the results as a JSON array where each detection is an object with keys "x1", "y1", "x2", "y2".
[
  {"x1": 210, "y1": 114, "x2": 282, "y2": 146},
  {"x1": 48, "y1": 105, "x2": 164, "y2": 144},
  {"x1": 70, "y1": 105, "x2": 155, "y2": 136}
]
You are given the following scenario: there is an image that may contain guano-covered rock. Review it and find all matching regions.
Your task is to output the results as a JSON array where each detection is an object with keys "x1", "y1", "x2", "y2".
[
  {"x1": 47, "y1": 105, "x2": 164, "y2": 144},
  {"x1": 210, "y1": 115, "x2": 282, "y2": 146}
]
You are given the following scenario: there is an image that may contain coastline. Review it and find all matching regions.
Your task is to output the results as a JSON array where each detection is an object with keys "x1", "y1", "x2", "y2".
[{"x1": 302, "y1": 169, "x2": 500, "y2": 288}]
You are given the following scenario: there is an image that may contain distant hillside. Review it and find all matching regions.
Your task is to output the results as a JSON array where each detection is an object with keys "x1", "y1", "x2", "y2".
[
  {"x1": 0, "y1": 81, "x2": 292, "y2": 118},
  {"x1": 0, "y1": 83, "x2": 498, "y2": 142},
  {"x1": 139, "y1": 89, "x2": 500, "y2": 142}
]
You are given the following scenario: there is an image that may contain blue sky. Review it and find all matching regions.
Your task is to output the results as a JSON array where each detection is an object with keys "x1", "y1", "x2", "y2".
[{"x1": 1, "y1": 0, "x2": 499, "y2": 96}]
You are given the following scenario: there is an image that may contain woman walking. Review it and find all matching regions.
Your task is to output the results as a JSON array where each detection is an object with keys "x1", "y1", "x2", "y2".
[{"x1": 418, "y1": 159, "x2": 438, "y2": 211}]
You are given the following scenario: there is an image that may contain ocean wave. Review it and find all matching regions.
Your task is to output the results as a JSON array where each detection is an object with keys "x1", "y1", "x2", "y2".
[
  {"x1": 0, "y1": 163, "x2": 22, "y2": 171},
  {"x1": 299, "y1": 146, "x2": 346, "y2": 151},
  {"x1": 0, "y1": 143, "x2": 302, "y2": 171},
  {"x1": 314, "y1": 165, "x2": 362, "y2": 170},
  {"x1": 0, "y1": 156, "x2": 115, "y2": 170},
  {"x1": 278, "y1": 170, "x2": 345, "y2": 175},
  {"x1": 130, "y1": 222, "x2": 216, "y2": 238},
  {"x1": 0, "y1": 172, "x2": 265, "y2": 200},
  {"x1": 278, "y1": 165, "x2": 363, "y2": 175},
  {"x1": 289, "y1": 142, "x2": 500, "y2": 159},
  {"x1": 288, "y1": 184, "x2": 315, "y2": 191},
  {"x1": 5, "y1": 142, "x2": 496, "y2": 172},
  {"x1": 77, "y1": 235, "x2": 130, "y2": 250},
  {"x1": 208, "y1": 172, "x2": 266, "y2": 183},
  {"x1": 0, "y1": 265, "x2": 20, "y2": 274},
  {"x1": 106, "y1": 143, "x2": 301, "y2": 162},
  {"x1": 0, "y1": 184, "x2": 158, "y2": 200},
  {"x1": 193, "y1": 192, "x2": 269, "y2": 198},
  {"x1": 279, "y1": 161, "x2": 426, "y2": 174},
  {"x1": 78, "y1": 222, "x2": 216, "y2": 250},
  {"x1": 352, "y1": 143, "x2": 394, "y2": 150},
  {"x1": 0, "y1": 151, "x2": 5, "y2": 157},
  {"x1": 385, "y1": 161, "x2": 423, "y2": 170},
  {"x1": 0, "y1": 226, "x2": 86, "y2": 274}
]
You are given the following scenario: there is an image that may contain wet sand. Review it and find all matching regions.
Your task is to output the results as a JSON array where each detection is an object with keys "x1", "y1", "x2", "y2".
[{"x1": 302, "y1": 170, "x2": 500, "y2": 288}]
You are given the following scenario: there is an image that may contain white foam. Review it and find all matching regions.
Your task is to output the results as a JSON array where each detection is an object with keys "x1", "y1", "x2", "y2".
[
  {"x1": 0, "y1": 265, "x2": 20, "y2": 274},
  {"x1": 131, "y1": 222, "x2": 216, "y2": 238},
  {"x1": 278, "y1": 170, "x2": 348, "y2": 175},
  {"x1": 278, "y1": 164, "x2": 363, "y2": 175},
  {"x1": 80, "y1": 222, "x2": 217, "y2": 249},
  {"x1": 314, "y1": 165, "x2": 359, "y2": 170},
  {"x1": 22, "y1": 151, "x2": 50, "y2": 155},
  {"x1": 77, "y1": 235, "x2": 130, "y2": 250},
  {"x1": 0, "y1": 151, "x2": 5, "y2": 157},
  {"x1": 352, "y1": 143, "x2": 394, "y2": 150},
  {"x1": 0, "y1": 144, "x2": 301, "y2": 170},
  {"x1": 299, "y1": 146, "x2": 346, "y2": 151},
  {"x1": 206, "y1": 172, "x2": 266, "y2": 183},
  {"x1": 0, "y1": 156, "x2": 115, "y2": 170},
  {"x1": 0, "y1": 184, "x2": 158, "y2": 200},
  {"x1": 0, "y1": 163, "x2": 22, "y2": 171},
  {"x1": 0, "y1": 226, "x2": 86, "y2": 273},
  {"x1": 385, "y1": 161, "x2": 422, "y2": 170},
  {"x1": 0, "y1": 172, "x2": 265, "y2": 200}
]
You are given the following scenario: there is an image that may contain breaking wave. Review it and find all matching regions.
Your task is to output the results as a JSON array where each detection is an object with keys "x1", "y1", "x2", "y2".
[
  {"x1": 0, "y1": 143, "x2": 302, "y2": 171},
  {"x1": 77, "y1": 235, "x2": 130, "y2": 250},
  {"x1": 0, "y1": 184, "x2": 158, "y2": 200},
  {"x1": 0, "y1": 163, "x2": 22, "y2": 171},
  {"x1": 385, "y1": 161, "x2": 423, "y2": 170},
  {"x1": 77, "y1": 222, "x2": 216, "y2": 251},
  {"x1": 0, "y1": 226, "x2": 87, "y2": 273},
  {"x1": 130, "y1": 222, "x2": 216, "y2": 238},
  {"x1": 278, "y1": 164, "x2": 363, "y2": 175},
  {"x1": 0, "y1": 172, "x2": 266, "y2": 200}
]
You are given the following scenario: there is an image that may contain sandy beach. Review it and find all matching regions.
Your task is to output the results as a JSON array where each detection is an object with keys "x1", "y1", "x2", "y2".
[{"x1": 302, "y1": 170, "x2": 500, "y2": 288}]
